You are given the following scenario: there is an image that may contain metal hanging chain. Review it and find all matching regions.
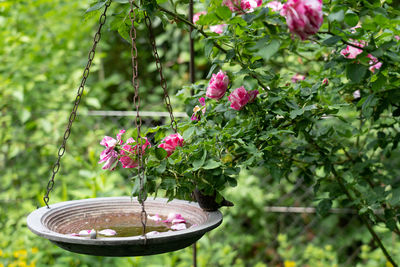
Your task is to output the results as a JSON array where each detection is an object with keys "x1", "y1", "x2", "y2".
[
  {"x1": 143, "y1": 12, "x2": 178, "y2": 133},
  {"x1": 128, "y1": 0, "x2": 147, "y2": 243},
  {"x1": 43, "y1": 1, "x2": 112, "y2": 208}
]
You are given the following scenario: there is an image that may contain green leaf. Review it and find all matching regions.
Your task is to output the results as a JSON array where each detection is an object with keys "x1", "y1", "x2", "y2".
[
  {"x1": 86, "y1": 1, "x2": 107, "y2": 13},
  {"x1": 215, "y1": 6, "x2": 231, "y2": 20},
  {"x1": 346, "y1": 63, "x2": 367, "y2": 83},
  {"x1": 255, "y1": 39, "x2": 280, "y2": 61},
  {"x1": 316, "y1": 199, "x2": 332, "y2": 217},
  {"x1": 202, "y1": 159, "x2": 221, "y2": 170},
  {"x1": 155, "y1": 147, "x2": 168, "y2": 160},
  {"x1": 192, "y1": 149, "x2": 207, "y2": 170},
  {"x1": 183, "y1": 126, "x2": 196, "y2": 140},
  {"x1": 323, "y1": 35, "x2": 341, "y2": 45},
  {"x1": 344, "y1": 11, "x2": 359, "y2": 27},
  {"x1": 328, "y1": 9, "x2": 344, "y2": 22},
  {"x1": 160, "y1": 178, "x2": 176, "y2": 190}
]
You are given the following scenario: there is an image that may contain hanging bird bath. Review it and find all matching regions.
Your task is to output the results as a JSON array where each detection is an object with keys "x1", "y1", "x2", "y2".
[{"x1": 27, "y1": 197, "x2": 222, "y2": 256}]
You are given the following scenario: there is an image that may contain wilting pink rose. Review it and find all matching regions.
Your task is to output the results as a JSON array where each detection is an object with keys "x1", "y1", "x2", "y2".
[
  {"x1": 266, "y1": 1, "x2": 283, "y2": 12},
  {"x1": 158, "y1": 133, "x2": 184, "y2": 157},
  {"x1": 291, "y1": 73, "x2": 305, "y2": 83},
  {"x1": 228, "y1": 86, "x2": 259, "y2": 110},
  {"x1": 99, "y1": 130, "x2": 128, "y2": 170},
  {"x1": 340, "y1": 40, "x2": 365, "y2": 59},
  {"x1": 193, "y1": 11, "x2": 207, "y2": 24},
  {"x1": 281, "y1": 0, "x2": 323, "y2": 40},
  {"x1": 367, "y1": 54, "x2": 382, "y2": 73},
  {"x1": 206, "y1": 70, "x2": 229, "y2": 100},
  {"x1": 222, "y1": 0, "x2": 262, "y2": 13},
  {"x1": 322, "y1": 78, "x2": 328, "y2": 85},
  {"x1": 191, "y1": 97, "x2": 207, "y2": 121},
  {"x1": 210, "y1": 24, "x2": 227, "y2": 34},
  {"x1": 119, "y1": 138, "x2": 151, "y2": 168}
]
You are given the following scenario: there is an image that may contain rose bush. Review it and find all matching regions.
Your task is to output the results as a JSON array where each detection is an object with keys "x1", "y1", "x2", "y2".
[{"x1": 91, "y1": 0, "x2": 400, "y2": 264}]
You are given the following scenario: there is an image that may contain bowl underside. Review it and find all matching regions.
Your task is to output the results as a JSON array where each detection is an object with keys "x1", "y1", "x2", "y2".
[{"x1": 27, "y1": 197, "x2": 222, "y2": 257}]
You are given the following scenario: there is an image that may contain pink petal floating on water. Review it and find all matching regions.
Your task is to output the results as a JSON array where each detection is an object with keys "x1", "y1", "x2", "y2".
[
  {"x1": 163, "y1": 213, "x2": 185, "y2": 223},
  {"x1": 171, "y1": 218, "x2": 186, "y2": 224},
  {"x1": 78, "y1": 230, "x2": 92, "y2": 236},
  {"x1": 147, "y1": 231, "x2": 160, "y2": 236},
  {"x1": 99, "y1": 229, "x2": 117, "y2": 236},
  {"x1": 148, "y1": 214, "x2": 162, "y2": 222},
  {"x1": 171, "y1": 223, "x2": 187, "y2": 231}
]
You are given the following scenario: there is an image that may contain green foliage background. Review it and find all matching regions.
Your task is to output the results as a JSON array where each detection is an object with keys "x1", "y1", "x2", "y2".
[{"x1": 1, "y1": 0, "x2": 400, "y2": 266}]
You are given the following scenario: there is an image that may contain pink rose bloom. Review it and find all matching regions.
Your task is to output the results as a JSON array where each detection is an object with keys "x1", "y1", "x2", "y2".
[
  {"x1": 266, "y1": 1, "x2": 283, "y2": 12},
  {"x1": 119, "y1": 138, "x2": 151, "y2": 168},
  {"x1": 367, "y1": 54, "x2": 382, "y2": 73},
  {"x1": 228, "y1": 86, "x2": 259, "y2": 110},
  {"x1": 340, "y1": 40, "x2": 365, "y2": 59},
  {"x1": 322, "y1": 78, "x2": 328, "y2": 85},
  {"x1": 206, "y1": 70, "x2": 229, "y2": 100},
  {"x1": 193, "y1": 11, "x2": 207, "y2": 24},
  {"x1": 222, "y1": 0, "x2": 262, "y2": 13},
  {"x1": 395, "y1": 35, "x2": 400, "y2": 41},
  {"x1": 210, "y1": 24, "x2": 227, "y2": 34},
  {"x1": 281, "y1": 0, "x2": 323, "y2": 40},
  {"x1": 158, "y1": 133, "x2": 184, "y2": 157},
  {"x1": 291, "y1": 73, "x2": 305, "y2": 83}
]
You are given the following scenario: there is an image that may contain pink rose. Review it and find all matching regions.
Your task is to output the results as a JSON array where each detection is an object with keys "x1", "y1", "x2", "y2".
[
  {"x1": 119, "y1": 138, "x2": 151, "y2": 168},
  {"x1": 291, "y1": 73, "x2": 305, "y2": 83},
  {"x1": 206, "y1": 70, "x2": 229, "y2": 100},
  {"x1": 210, "y1": 24, "x2": 227, "y2": 34},
  {"x1": 158, "y1": 133, "x2": 184, "y2": 157},
  {"x1": 281, "y1": 0, "x2": 323, "y2": 40},
  {"x1": 266, "y1": 1, "x2": 283, "y2": 12},
  {"x1": 193, "y1": 11, "x2": 207, "y2": 24},
  {"x1": 340, "y1": 40, "x2": 365, "y2": 59},
  {"x1": 222, "y1": 0, "x2": 262, "y2": 13},
  {"x1": 228, "y1": 86, "x2": 259, "y2": 110},
  {"x1": 322, "y1": 78, "x2": 328, "y2": 86},
  {"x1": 367, "y1": 54, "x2": 382, "y2": 73},
  {"x1": 395, "y1": 35, "x2": 400, "y2": 41}
]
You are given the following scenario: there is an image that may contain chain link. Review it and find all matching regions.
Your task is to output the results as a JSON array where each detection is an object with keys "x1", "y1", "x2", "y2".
[
  {"x1": 143, "y1": 13, "x2": 178, "y2": 133},
  {"x1": 43, "y1": 1, "x2": 111, "y2": 208},
  {"x1": 129, "y1": 0, "x2": 147, "y2": 244}
]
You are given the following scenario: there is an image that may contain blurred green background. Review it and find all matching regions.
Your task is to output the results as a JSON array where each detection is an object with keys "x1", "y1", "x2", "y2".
[{"x1": 0, "y1": 1, "x2": 398, "y2": 266}]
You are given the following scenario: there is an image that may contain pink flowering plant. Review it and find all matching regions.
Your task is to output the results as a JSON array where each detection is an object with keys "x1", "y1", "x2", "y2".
[{"x1": 88, "y1": 0, "x2": 400, "y2": 263}]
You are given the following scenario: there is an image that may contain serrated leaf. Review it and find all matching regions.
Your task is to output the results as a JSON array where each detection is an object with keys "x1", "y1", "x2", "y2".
[
  {"x1": 202, "y1": 159, "x2": 221, "y2": 170},
  {"x1": 155, "y1": 147, "x2": 168, "y2": 160},
  {"x1": 86, "y1": 1, "x2": 107, "y2": 13},
  {"x1": 346, "y1": 63, "x2": 367, "y2": 83}
]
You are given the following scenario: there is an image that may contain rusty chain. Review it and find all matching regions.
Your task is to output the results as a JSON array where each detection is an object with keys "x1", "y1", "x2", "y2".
[
  {"x1": 43, "y1": 1, "x2": 111, "y2": 208},
  {"x1": 128, "y1": 0, "x2": 148, "y2": 243},
  {"x1": 143, "y1": 12, "x2": 178, "y2": 133}
]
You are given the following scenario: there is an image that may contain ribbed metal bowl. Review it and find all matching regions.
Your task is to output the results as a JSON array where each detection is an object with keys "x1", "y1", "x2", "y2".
[{"x1": 27, "y1": 197, "x2": 222, "y2": 257}]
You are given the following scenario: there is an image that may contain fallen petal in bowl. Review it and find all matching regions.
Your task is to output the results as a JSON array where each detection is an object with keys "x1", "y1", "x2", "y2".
[{"x1": 99, "y1": 229, "x2": 117, "y2": 236}]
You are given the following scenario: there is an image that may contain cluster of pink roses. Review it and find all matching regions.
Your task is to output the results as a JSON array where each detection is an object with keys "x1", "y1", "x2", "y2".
[
  {"x1": 340, "y1": 40, "x2": 382, "y2": 73},
  {"x1": 191, "y1": 70, "x2": 259, "y2": 121},
  {"x1": 222, "y1": 0, "x2": 262, "y2": 13},
  {"x1": 99, "y1": 130, "x2": 183, "y2": 171}
]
